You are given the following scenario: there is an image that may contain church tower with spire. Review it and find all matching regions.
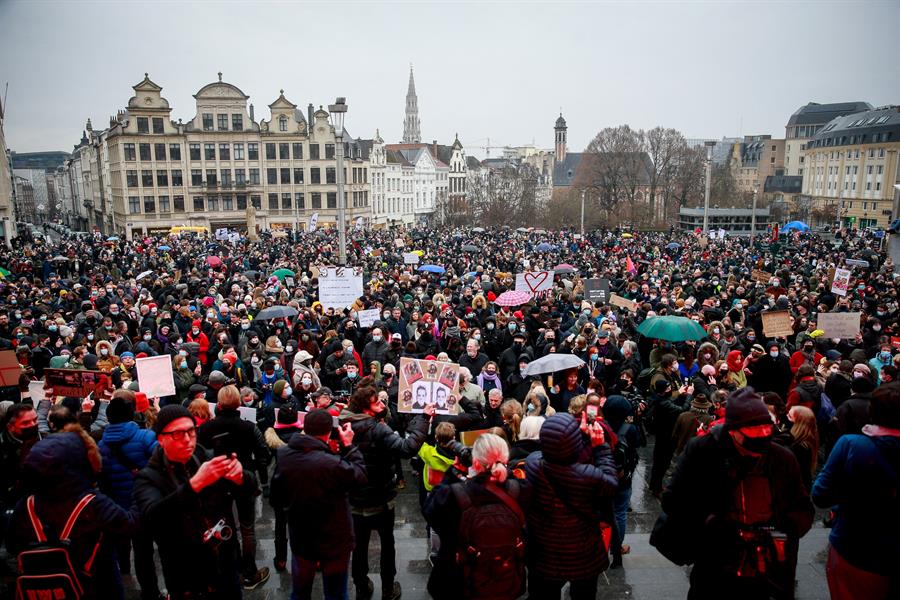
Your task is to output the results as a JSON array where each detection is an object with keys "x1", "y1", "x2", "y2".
[{"x1": 402, "y1": 65, "x2": 421, "y2": 143}]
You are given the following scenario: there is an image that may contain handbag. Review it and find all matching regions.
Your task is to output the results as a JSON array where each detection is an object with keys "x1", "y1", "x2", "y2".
[{"x1": 650, "y1": 510, "x2": 697, "y2": 566}]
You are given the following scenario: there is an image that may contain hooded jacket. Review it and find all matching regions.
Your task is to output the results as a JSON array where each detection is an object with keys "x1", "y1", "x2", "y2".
[
  {"x1": 98, "y1": 420, "x2": 158, "y2": 508},
  {"x1": 524, "y1": 414, "x2": 619, "y2": 579}
]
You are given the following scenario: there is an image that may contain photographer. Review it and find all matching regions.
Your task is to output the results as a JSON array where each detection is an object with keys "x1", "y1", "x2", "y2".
[{"x1": 133, "y1": 404, "x2": 259, "y2": 600}]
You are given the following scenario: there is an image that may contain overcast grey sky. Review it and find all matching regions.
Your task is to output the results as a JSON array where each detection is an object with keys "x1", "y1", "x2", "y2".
[{"x1": 1, "y1": 0, "x2": 898, "y2": 157}]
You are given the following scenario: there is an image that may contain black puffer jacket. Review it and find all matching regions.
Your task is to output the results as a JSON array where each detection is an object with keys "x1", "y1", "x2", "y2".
[
  {"x1": 196, "y1": 408, "x2": 271, "y2": 483},
  {"x1": 338, "y1": 411, "x2": 428, "y2": 510},
  {"x1": 524, "y1": 413, "x2": 619, "y2": 580}
]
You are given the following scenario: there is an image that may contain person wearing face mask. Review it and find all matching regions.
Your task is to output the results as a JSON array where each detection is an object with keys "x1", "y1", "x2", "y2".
[
  {"x1": 95, "y1": 339, "x2": 119, "y2": 372},
  {"x1": 790, "y1": 339, "x2": 823, "y2": 375},
  {"x1": 291, "y1": 350, "x2": 321, "y2": 390},
  {"x1": 498, "y1": 331, "x2": 530, "y2": 382},
  {"x1": 0, "y1": 403, "x2": 43, "y2": 533},
  {"x1": 658, "y1": 388, "x2": 814, "y2": 599},
  {"x1": 339, "y1": 361, "x2": 362, "y2": 396},
  {"x1": 186, "y1": 319, "x2": 210, "y2": 372},
  {"x1": 834, "y1": 366, "x2": 877, "y2": 436},
  {"x1": 361, "y1": 327, "x2": 390, "y2": 373},
  {"x1": 749, "y1": 341, "x2": 793, "y2": 401},
  {"x1": 867, "y1": 345, "x2": 894, "y2": 385}
]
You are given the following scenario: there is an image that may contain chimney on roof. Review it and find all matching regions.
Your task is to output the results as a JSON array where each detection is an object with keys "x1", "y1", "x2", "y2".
[
  {"x1": 308, "y1": 103, "x2": 314, "y2": 126},
  {"x1": 249, "y1": 103, "x2": 254, "y2": 122},
  {"x1": 433, "y1": 140, "x2": 438, "y2": 158}
]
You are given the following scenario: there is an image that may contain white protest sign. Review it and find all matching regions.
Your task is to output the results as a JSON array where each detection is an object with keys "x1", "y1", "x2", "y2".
[
  {"x1": 515, "y1": 271, "x2": 554, "y2": 295},
  {"x1": 830, "y1": 268, "x2": 851, "y2": 297},
  {"x1": 817, "y1": 312, "x2": 861, "y2": 339},
  {"x1": 209, "y1": 403, "x2": 258, "y2": 423},
  {"x1": 136, "y1": 355, "x2": 176, "y2": 398},
  {"x1": 318, "y1": 266, "x2": 364, "y2": 309},
  {"x1": 357, "y1": 308, "x2": 379, "y2": 328},
  {"x1": 215, "y1": 228, "x2": 229, "y2": 240},
  {"x1": 403, "y1": 252, "x2": 420, "y2": 265},
  {"x1": 308, "y1": 212, "x2": 319, "y2": 232}
]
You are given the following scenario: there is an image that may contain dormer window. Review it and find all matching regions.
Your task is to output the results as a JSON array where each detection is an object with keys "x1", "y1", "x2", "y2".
[{"x1": 279, "y1": 116, "x2": 288, "y2": 132}]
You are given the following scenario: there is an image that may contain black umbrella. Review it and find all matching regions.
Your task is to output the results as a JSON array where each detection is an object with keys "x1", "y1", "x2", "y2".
[
  {"x1": 462, "y1": 244, "x2": 479, "y2": 252},
  {"x1": 255, "y1": 305, "x2": 299, "y2": 320},
  {"x1": 243, "y1": 270, "x2": 260, "y2": 279}
]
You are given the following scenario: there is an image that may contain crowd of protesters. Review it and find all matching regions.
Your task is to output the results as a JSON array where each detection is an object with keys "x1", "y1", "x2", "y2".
[{"x1": 0, "y1": 221, "x2": 897, "y2": 600}]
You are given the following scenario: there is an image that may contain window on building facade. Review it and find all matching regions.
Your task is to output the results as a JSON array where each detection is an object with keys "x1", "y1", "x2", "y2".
[
  {"x1": 237, "y1": 194, "x2": 247, "y2": 210},
  {"x1": 327, "y1": 192, "x2": 336, "y2": 208},
  {"x1": 292, "y1": 143, "x2": 303, "y2": 159},
  {"x1": 207, "y1": 195, "x2": 219, "y2": 211},
  {"x1": 221, "y1": 169, "x2": 232, "y2": 185},
  {"x1": 137, "y1": 117, "x2": 149, "y2": 133},
  {"x1": 139, "y1": 144, "x2": 151, "y2": 161},
  {"x1": 144, "y1": 196, "x2": 155, "y2": 213},
  {"x1": 279, "y1": 116, "x2": 288, "y2": 132},
  {"x1": 877, "y1": 165, "x2": 884, "y2": 175},
  {"x1": 157, "y1": 170, "x2": 168, "y2": 187},
  {"x1": 276, "y1": 143, "x2": 289, "y2": 160},
  {"x1": 154, "y1": 144, "x2": 166, "y2": 161},
  {"x1": 172, "y1": 169, "x2": 183, "y2": 186},
  {"x1": 159, "y1": 195, "x2": 170, "y2": 212},
  {"x1": 296, "y1": 192, "x2": 304, "y2": 209},
  {"x1": 294, "y1": 168, "x2": 303, "y2": 184},
  {"x1": 879, "y1": 149, "x2": 886, "y2": 158},
  {"x1": 234, "y1": 143, "x2": 244, "y2": 160},
  {"x1": 169, "y1": 144, "x2": 181, "y2": 161},
  {"x1": 189, "y1": 144, "x2": 201, "y2": 161},
  {"x1": 191, "y1": 169, "x2": 202, "y2": 186},
  {"x1": 202, "y1": 114, "x2": 213, "y2": 131},
  {"x1": 128, "y1": 196, "x2": 140, "y2": 213},
  {"x1": 206, "y1": 169, "x2": 217, "y2": 186},
  {"x1": 266, "y1": 143, "x2": 276, "y2": 160},
  {"x1": 311, "y1": 192, "x2": 321, "y2": 208},
  {"x1": 326, "y1": 167, "x2": 336, "y2": 184},
  {"x1": 310, "y1": 168, "x2": 320, "y2": 184},
  {"x1": 268, "y1": 193, "x2": 278, "y2": 209},
  {"x1": 124, "y1": 144, "x2": 136, "y2": 161},
  {"x1": 325, "y1": 144, "x2": 335, "y2": 159},
  {"x1": 280, "y1": 168, "x2": 290, "y2": 184},
  {"x1": 193, "y1": 196, "x2": 204, "y2": 211},
  {"x1": 232, "y1": 114, "x2": 243, "y2": 131},
  {"x1": 141, "y1": 170, "x2": 153, "y2": 187},
  {"x1": 152, "y1": 118, "x2": 164, "y2": 134},
  {"x1": 173, "y1": 195, "x2": 184, "y2": 212},
  {"x1": 235, "y1": 169, "x2": 246, "y2": 184},
  {"x1": 251, "y1": 195, "x2": 261, "y2": 209},
  {"x1": 205, "y1": 144, "x2": 216, "y2": 161},
  {"x1": 217, "y1": 114, "x2": 228, "y2": 131},
  {"x1": 222, "y1": 195, "x2": 233, "y2": 210},
  {"x1": 267, "y1": 168, "x2": 277, "y2": 184},
  {"x1": 248, "y1": 143, "x2": 258, "y2": 160},
  {"x1": 249, "y1": 168, "x2": 260, "y2": 184},
  {"x1": 282, "y1": 193, "x2": 291, "y2": 209},
  {"x1": 219, "y1": 144, "x2": 230, "y2": 160},
  {"x1": 309, "y1": 144, "x2": 319, "y2": 160}
]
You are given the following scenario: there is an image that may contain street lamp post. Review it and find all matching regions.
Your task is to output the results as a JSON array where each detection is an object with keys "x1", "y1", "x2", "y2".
[
  {"x1": 702, "y1": 140, "x2": 716, "y2": 235},
  {"x1": 580, "y1": 189, "x2": 585, "y2": 238},
  {"x1": 329, "y1": 97, "x2": 348, "y2": 265},
  {"x1": 750, "y1": 185, "x2": 758, "y2": 245}
]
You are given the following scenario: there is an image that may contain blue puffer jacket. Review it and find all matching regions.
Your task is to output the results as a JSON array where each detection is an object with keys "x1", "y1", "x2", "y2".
[
  {"x1": 812, "y1": 432, "x2": 900, "y2": 575},
  {"x1": 524, "y1": 413, "x2": 619, "y2": 580},
  {"x1": 99, "y1": 421, "x2": 158, "y2": 508}
]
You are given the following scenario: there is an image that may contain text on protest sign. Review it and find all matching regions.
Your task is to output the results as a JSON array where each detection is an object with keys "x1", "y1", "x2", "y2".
[
  {"x1": 584, "y1": 278, "x2": 610, "y2": 303},
  {"x1": 318, "y1": 266, "x2": 364, "y2": 309},
  {"x1": 357, "y1": 308, "x2": 379, "y2": 328},
  {"x1": 817, "y1": 312, "x2": 861, "y2": 340},
  {"x1": 609, "y1": 294, "x2": 638, "y2": 312},
  {"x1": 398, "y1": 357, "x2": 460, "y2": 415},
  {"x1": 403, "y1": 252, "x2": 420, "y2": 265},
  {"x1": 830, "y1": 268, "x2": 851, "y2": 297},
  {"x1": 515, "y1": 271, "x2": 554, "y2": 295},
  {"x1": 762, "y1": 311, "x2": 793, "y2": 338}
]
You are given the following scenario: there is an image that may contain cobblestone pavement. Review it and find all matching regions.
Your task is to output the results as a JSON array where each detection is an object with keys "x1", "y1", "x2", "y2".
[{"x1": 125, "y1": 445, "x2": 831, "y2": 600}]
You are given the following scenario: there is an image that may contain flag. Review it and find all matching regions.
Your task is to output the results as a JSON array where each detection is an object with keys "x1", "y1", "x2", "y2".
[
  {"x1": 308, "y1": 212, "x2": 319, "y2": 232},
  {"x1": 355, "y1": 216, "x2": 364, "y2": 230},
  {"x1": 771, "y1": 223, "x2": 779, "y2": 243},
  {"x1": 626, "y1": 256, "x2": 637, "y2": 275}
]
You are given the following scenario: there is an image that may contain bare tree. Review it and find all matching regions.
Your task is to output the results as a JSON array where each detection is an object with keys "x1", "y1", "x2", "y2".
[
  {"x1": 645, "y1": 127, "x2": 685, "y2": 223},
  {"x1": 576, "y1": 125, "x2": 645, "y2": 223}
]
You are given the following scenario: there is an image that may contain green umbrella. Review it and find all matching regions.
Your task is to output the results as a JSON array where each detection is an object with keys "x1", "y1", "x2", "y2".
[
  {"x1": 0, "y1": 267, "x2": 9, "y2": 278},
  {"x1": 271, "y1": 268, "x2": 295, "y2": 280},
  {"x1": 636, "y1": 315, "x2": 707, "y2": 342}
]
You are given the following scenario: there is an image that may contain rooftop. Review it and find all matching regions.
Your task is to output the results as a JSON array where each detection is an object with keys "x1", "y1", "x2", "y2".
[{"x1": 786, "y1": 101, "x2": 873, "y2": 127}]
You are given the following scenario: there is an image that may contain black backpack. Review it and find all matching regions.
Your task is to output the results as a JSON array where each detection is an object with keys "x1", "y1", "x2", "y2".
[
  {"x1": 16, "y1": 493, "x2": 98, "y2": 600},
  {"x1": 452, "y1": 480, "x2": 526, "y2": 600},
  {"x1": 613, "y1": 422, "x2": 639, "y2": 484}
]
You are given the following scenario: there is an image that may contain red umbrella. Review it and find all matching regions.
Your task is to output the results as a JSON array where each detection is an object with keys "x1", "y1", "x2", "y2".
[
  {"x1": 494, "y1": 290, "x2": 533, "y2": 307},
  {"x1": 206, "y1": 255, "x2": 222, "y2": 267}
]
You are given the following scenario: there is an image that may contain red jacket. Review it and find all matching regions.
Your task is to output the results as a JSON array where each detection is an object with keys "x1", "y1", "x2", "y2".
[{"x1": 789, "y1": 350, "x2": 822, "y2": 375}]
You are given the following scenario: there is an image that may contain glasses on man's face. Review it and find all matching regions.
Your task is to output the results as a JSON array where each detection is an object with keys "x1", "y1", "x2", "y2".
[{"x1": 161, "y1": 427, "x2": 197, "y2": 441}]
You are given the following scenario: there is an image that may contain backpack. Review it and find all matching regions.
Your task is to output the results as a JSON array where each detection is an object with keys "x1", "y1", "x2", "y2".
[
  {"x1": 816, "y1": 392, "x2": 837, "y2": 426},
  {"x1": 16, "y1": 494, "x2": 98, "y2": 600},
  {"x1": 452, "y1": 481, "x2": 526, "y2": 600},
  {"x1": 613, "y1": 422, "x2": 639, "y2": 484},
  {"x1": 636, "y1": 366, "x2": 656, "y2": 394}
]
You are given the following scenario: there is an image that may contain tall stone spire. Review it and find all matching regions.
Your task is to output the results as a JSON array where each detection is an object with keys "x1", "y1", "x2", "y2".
[{"x1": 402, "y1": 64, "x2": 421, "y2": 143}]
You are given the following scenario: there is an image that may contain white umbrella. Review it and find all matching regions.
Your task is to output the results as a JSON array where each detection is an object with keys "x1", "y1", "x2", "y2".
[
  {"x1": 136, "y1": 270, "x2": 154, "y2": 281},
  {"x1": 522, "y1": 353, "x2": 585, "y2": 376}
]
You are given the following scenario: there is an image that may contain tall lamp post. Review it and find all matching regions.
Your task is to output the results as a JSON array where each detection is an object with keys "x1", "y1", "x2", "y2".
[
  {"x1": 580, "y1": 189, "x2": 585, "y2": 238},
  {"x1": 702, "y1": 140, "x2": 716, "y2": 235},
  {"x1": 750, "y1": 184, "x2": 758, "y2": 245},
  {"x1": 329, "y1": 97, "x2": 348, "y2": 265}
]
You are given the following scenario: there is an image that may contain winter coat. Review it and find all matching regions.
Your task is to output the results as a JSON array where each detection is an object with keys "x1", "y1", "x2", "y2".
[
  {"x1": 98, "y1": 421, "x2": 158, "y2": 509},
  {"x1": 812, "y1": 431, "x2": 900, "y2": 575},
  {"x1": 458, "y1": 351, "x2": 489, "y2": 377},
  {"x1": 172, "y1": 365, "x2": 195, "y2": 403},
  {"x1": 196, "y1": 408, "x2": 271, "y2": 481},
  {"x1": 269, "y1": 434, "x2": 367, "y2": 561},
  {"x1": 338, "y1": 411, "x2": 428, "y2": 511},
  {"x1": 361, "y1": 339, "x2": 389, "y2": 371},
  {"x1": 787, "y1": 377, "x2": 821, "y2": 411},
  {"x1": 524, "y1": 414, "x2": 619, "y2": 580},
  {"x1": 824, "y1": 372, "x2": 852, "y2": 408},
  {"x1": 834, "y1": 392, "x2": 872, "y2": 436},
  {"x1": 749, "y1": 354, "x2": 793, "y2": 399}
]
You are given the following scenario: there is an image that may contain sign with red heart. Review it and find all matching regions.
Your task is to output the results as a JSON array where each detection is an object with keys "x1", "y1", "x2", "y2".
[{"x1": 516, "y1": 270, "x2": 554, "y2": 294}]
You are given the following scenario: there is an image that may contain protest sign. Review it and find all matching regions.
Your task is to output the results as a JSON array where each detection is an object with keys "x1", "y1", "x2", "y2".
[
  {"x1": 136, "y1": 355, "x2": 176, "y2": 398},
  {"x1": 44, "y1": 369, "x2": 112, "y2": 398},
  {"x1": 357, "y1": 308, "x2": 379, "y2": 328},
  {"x1": 394, "y1": 238, "x2": 405, "y2": 248},
  {"x1": 209, "y1": 403, "x2": 258, "y2": 424},
  {"x1": 844, "y1": 258, "x2": 869, "y2": 268},
  {"x1": 308, "y1": 212, "x2": 319, "y2": 232},
  {"x1": 817, "y1": 312, "x2": 861, "y2": 339},
  {"x1": 318, "y1": 266, "x2": 364, "y2": 309},
  {"x1": 403, "y1": 252, "x2": 420, "y2": 265},
  {"x1": 398, "y1": 357, "x2": 460, "y2": 415},
  {"x1": 751, "y1": 269, "x2": 772, "y2": 284},
  {"x1": 0, "y1": 350, "x2": 21, "y2": 387},
  {"x1": 215, "y1": 228, "x2": 229, "y2": 240},
  {"x1": 892, "y1": 337, "x2": 900, "y2": 350},
  {"x1": 29, "y1": 380, "x2": 45, "y2": 405},
  {"x1": 609, "y1": 294, "x2": 638, "y2": 312},
  {"x1": 830, "y1": 268, "x2": 851, "y2": 297},
  {"x1": 584, "y1": 278, "x2": 610, "y2": 303},
  {"x1": 762, "y1": 311, "x2": 793, "y2": 338},
  {"x1": 515, "y1": 270, "x2": 554, "y2": 295}
]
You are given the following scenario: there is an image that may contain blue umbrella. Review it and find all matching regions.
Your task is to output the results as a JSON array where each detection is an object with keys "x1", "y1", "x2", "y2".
[
  {"x1": 782, "y1": 221, "x2": 810, "y2": 232},
  {"x1": 535, "y1": 242, "x2": 553, "y2": 252},
  {"x1": 418, "y1": 264, "x2": 446, "y2": 274},
  {"x1": 106, "y1": 236, "x2": 119, "y2": 241},
  {"x1": 666, "y1": 242, "x2": 682, "y2": 250},
  {"x1": 158, "y1": 245, "x2": 172, "y2": 251}
]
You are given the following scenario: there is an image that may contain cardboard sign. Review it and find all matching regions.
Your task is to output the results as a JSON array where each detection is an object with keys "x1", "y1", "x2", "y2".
[
  {"x1": 817, "y1": 312, "x2": 861, "y2": 340},
  {"x1": 318, "y1": 266, "x2": 364, "y2": 309},
  {"x1": 403, "y1": 252, "x2": 420, "y2": 265},
  {"x1": 44, "y1": 369, "x2": 112, "y2": 398},
  {"x1": 751, "y1": 269, "x2": 772, "y2": 284},
  {"x1": 584, "y1": 278, "x2": 610, "y2": 304},
  {"x1": 609, "y1": 294, "x2": 638, "y2": 312},
  {"x1": 397, "y1": 357, "x2": 460, "y2": 415},
  {"x1": 357, "y1": 308, "x2": 379, "y2": 328},
  {"x1": 394, "y1": 238, "x2": 405, "y2": 248},
  {"x1": 830, "y1": 268, "x2": 852, "y2": 297},
  {"x1": 515, "y1": 270, "x2": 555, "y2": 294},
  {"x1": 0, "y1": 350, "x2": 22, "y2": 387},
  {"x1": 136, "y1": 355, "x2": 176, "y2": 398},
  {"x1": 460, "y1": 429, "x2": 491, "y2": 447},
  {"x1": 762, "y1": 311, "x2": 793, "y2": 338}
]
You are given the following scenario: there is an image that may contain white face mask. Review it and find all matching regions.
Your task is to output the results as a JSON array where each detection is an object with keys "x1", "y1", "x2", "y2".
[
  {"x1": 770, "y1": 351, "x2": 779, "y2": 358},
  {"x1": 372, "y1": 335, "x2": 382, "y2": 342},
  {"x1": 301, "y1": 377, "x2": 312, "y2": 386}
]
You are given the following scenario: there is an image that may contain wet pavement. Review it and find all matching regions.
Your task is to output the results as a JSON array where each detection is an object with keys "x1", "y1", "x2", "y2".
[{"x1": 124, "y1": 443, "x2": 831, "y2": 600}]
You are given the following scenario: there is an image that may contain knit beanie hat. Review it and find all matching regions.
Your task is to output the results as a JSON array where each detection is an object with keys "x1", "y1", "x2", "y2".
[
  {"x1": 134, "y1": 392, "x2": 150, "y2": 413},
  {"x1": 273, "y1": 380, "x2": 287, "y2": 397},
  {"x1": 304, "y1": 409, "x2": 333, "y2": 437},
  {"x1": 724, "y1": 388, "x2": 772, "y2": 430},
  {"x1": 275, "y1": 405, "x2": 299, "y2": 428},
  {"x1": 155, "y1": 405, "x2": 195, "y2": 434}
]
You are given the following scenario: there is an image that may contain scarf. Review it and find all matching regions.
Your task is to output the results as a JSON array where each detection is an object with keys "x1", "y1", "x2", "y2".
[
  {"x1": 477, "y1": 371, "x2": 503, "y2": 393},
  {"x1": 862, "y1": 424, "x2": 900, "y2": 438}
]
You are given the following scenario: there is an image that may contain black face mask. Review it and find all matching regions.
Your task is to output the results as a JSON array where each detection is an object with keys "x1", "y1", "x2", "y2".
[
  {"x1": 374, "y1": 408, "x2": 389, "y2": 421},
  {"x1": 18, "y1": 426, "x2": 39, "y2": 441},
  {"x1": 739, "y1": 434, "x2": 773, "y2": 455}
]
